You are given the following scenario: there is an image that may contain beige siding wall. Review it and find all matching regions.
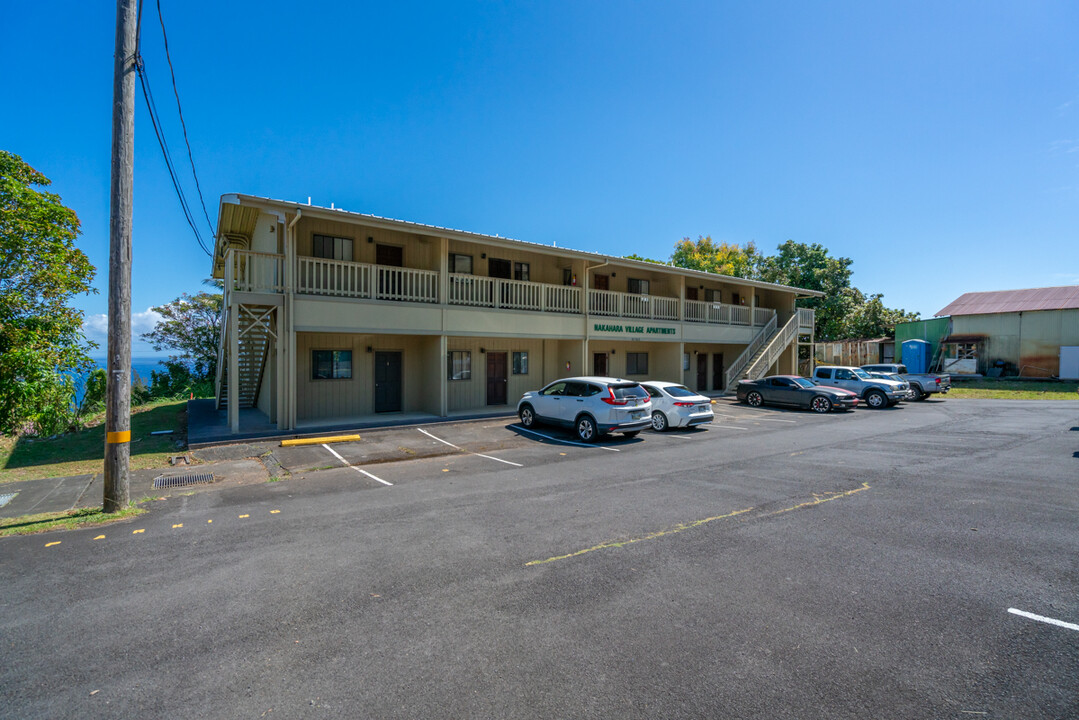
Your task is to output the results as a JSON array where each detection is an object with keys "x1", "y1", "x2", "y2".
[
  {"x1": 447, "y1": 241, "x2": 580, "y2": 287},
  {"x1": 446, "y1": 338, "x2": 546, "y2": 411},
  {"x1": 681, "y1": 342, "x2": 746, "y2": 392},
  {"x1": 296, "y1": 332, "x2": 435, "y2": 420},
  {"x1": 295, "y1": 217, "x2": 440, "y2": 271},
  {"x1": 250, "y1": 212, "x2": 280, "y2": 254}
]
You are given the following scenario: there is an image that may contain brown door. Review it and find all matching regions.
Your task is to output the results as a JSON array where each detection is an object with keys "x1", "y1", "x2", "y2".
[
  {"x1": 488, "y1": 258, "x2": 511, "y2": 279},
  {"x1": 486, "y1": 352, "x2": 507, "y2": 405},
  {"x1": 685, "y1": 287, "x2": 698, "y2": 301},
  {"x1": 593, "y1": 274, "x2": 609, "y2": 291},
  {"x1": 712, "y1": 353, "x2": 724, "y2": 390},
  {"x1": 731, "y1": 291, "x2": 740, "y2": 306},
  {"x1": 593, "y1": 352, "x2": 608, "y2": 376},
  {"x1": 376, "y1": 244, "x2": 404, "y2": 296},
  {"x1": 697, "y1": 353, "x2": 708, "y2": 392}
]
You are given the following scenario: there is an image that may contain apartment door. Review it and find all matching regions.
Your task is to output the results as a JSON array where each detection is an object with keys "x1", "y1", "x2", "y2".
[
  {"x1": 697, "y1": 353, "x2": 708, "y2": 392},
  {"x1": 486, "y1": 352, "x2": 508, "y2": 405},
  {"x1": 374, "y1": 351, "x2": 402, "y2": 413},
  {"x1": 376, "y1": 244, "x2": 404, "y2": 297},
  {"x1": 712, "y1": 353, "x2": 724, "y2": 391},
  {"x1": 593, "y1": 274, "x2": 609, "y2": 291},
  {"x1": 593, "y1": 352, "x2": 608, "y2": 376},
  {"x1": 685, "y1": 287, "x2": 699, "y2": 301}
]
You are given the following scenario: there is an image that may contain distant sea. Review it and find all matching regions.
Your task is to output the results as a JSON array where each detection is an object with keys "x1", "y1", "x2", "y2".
[{"x1": 75, "y1": 356, "x2": 170, "y2": 404}]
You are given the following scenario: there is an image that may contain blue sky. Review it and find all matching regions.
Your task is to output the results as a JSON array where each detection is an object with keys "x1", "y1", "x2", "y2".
[{"x1": 4, "y1": 2, "x2": 1078, "y2": 354}]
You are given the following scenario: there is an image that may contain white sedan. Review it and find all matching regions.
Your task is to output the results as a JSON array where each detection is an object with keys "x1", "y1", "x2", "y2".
[{"x1": 640, "y1": 381, "x2": 714, "y2": 431}]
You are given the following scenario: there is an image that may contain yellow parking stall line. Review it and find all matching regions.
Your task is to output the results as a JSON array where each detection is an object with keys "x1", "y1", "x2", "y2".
[
  {"x1": 281, "y1": 434, "x2": 361, "y2": 447},
  {"x1": 45, "y1": 541, "x2": 61, "y2": 548}
]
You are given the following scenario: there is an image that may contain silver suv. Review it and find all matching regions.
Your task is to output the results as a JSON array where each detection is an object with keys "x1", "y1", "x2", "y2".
[{"x1": 517, "y1": 376, "x2": 652, "y2": 442}]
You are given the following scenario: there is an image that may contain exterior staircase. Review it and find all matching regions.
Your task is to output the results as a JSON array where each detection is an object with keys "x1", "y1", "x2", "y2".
[
  {"x1": 723, "y1": 313, "x2": 801, "y2": 391},
  {"x1": 216, "y1": 305, "x2": 274, "y2": 410}
]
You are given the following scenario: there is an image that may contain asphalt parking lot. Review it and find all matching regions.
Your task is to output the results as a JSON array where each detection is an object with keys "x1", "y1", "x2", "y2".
[{"x1": 3, "y1": 398, "x2": 1077, "y2": 719}]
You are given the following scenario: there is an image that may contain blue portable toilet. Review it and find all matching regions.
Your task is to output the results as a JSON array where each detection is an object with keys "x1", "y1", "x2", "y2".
[{"x1": 902, "y1": 339, "x2": 930, "y2": 374}]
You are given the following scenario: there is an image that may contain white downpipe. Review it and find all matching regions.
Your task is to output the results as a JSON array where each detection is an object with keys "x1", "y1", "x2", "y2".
[{"x1": 286, "y1": 209, "x2": 301, "y2": 430}]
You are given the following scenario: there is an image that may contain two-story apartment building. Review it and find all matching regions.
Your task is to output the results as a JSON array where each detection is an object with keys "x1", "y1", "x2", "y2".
[{"x1": 212, "y1": 194, "x2": 820, "y2": 434}]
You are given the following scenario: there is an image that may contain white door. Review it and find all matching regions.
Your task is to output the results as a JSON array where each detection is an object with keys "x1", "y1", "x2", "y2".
[{"x1": 1060, "y1": 346, "x2": 1079, "y2": 380}]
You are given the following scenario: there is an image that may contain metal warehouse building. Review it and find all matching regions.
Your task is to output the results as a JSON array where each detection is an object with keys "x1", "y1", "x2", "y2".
[{"x1": 901, "y1": 285, "x2": 1079, "y2": 378}]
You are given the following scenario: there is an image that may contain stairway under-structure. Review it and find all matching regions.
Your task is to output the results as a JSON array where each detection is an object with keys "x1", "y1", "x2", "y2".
[
  {"x1": 216, "y1": 304, "x2": 277, "y2": 412},
  {"x1": 723, "y1": 310, "x2": 812, "y2": 391}
]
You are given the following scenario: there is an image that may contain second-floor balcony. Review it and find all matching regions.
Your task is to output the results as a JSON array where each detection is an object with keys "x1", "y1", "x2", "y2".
[{"x1": 227, "y1": 249, "x2": 791, "y2": 329}]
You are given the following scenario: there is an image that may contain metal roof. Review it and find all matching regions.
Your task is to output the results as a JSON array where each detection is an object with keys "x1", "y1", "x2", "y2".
[
  {"x1": 214, "y1": 194, "x2": 825, "y2": 298},
  {"x1": 936, "y1": 285, "x2": 1079, "y2": 316}
]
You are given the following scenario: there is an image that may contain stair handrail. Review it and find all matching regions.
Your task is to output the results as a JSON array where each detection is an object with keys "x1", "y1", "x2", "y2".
[
  {"x1": 740, "y1": 313, "x2": 800, "y2": 382},
  {"x1": 214, "y1": 304, "x2": 229, "y2": 409},
  {"x1": 724, "y1": 314, "x2": 777, "y2": 390}
]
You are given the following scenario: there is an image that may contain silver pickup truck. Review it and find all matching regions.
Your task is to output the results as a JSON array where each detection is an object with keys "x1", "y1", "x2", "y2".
[
  {"x1": 861, "y1": 363, "x2": 951, "y2": 401},
  {"x1": 811, "y1": 365, "x2": 908, "y2": 408}
]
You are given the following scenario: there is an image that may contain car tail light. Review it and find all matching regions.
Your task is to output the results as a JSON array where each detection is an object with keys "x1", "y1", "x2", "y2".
[
  {"x1": 673, "y1": 401, "x2": 696, "y2": 407},
  {"x1": 935, "y1": 378, "x2": 941, "y2": 385},
  {"x1": 601, "y1": 387, "x2": 628, "y2": 405}
]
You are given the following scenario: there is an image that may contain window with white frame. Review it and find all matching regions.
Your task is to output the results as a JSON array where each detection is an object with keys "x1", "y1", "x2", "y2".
[{"x1": 628, "y1": 278, "x2": 650, "y2": 295}]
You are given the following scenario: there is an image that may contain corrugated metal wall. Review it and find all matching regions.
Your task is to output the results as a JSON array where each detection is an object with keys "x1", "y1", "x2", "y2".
[{"x1": 951, "y1": 309, "x2": 1079, "y2": 376}]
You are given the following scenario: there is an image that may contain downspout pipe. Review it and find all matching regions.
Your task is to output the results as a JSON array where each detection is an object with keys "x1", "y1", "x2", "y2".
[{"x1": 286, "y1": 209, "x2": 301, "y2": 430}]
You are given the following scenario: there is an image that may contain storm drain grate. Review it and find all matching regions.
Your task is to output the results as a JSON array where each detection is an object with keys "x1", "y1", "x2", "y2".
[
  {"x1": 153, "y1": 473, "x2": 215, "y2": 489},
  {"x1": 0, "y1": 492, "x2": 17, "y2": 509}
]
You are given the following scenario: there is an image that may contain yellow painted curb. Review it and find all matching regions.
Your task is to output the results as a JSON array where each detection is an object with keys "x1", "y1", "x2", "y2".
[{"x1": 281, "y1": 434, "x2": 361, "y2": 447}]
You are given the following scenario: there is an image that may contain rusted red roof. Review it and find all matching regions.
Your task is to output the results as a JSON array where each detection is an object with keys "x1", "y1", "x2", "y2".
[{"x1": 936, "y1": 285, "x2": 1079, "y2": 316}]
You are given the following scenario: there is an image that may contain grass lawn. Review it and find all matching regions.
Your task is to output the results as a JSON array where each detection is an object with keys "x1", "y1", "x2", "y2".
[
  {"x1": 0, "y1": 399, "x2": 188, "y2": 485},
  {"x1": 0, "y1": 506, "x2": 146, "y2": 537},
  {"x1": 947, "y1": 379, "x2": 1079, "y2": 400}
]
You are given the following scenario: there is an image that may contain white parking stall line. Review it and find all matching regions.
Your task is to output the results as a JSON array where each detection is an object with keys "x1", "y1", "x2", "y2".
[
  {"x1": 754, "y1": 417, "x2": 798, "y2": 423},
  {"x1": 665, "y1": 433, "x2": 698, "y2": 440},
  {"x1": 514, "y1": 425, "x2": 620, "y2": 451},
  {"x1": 716, "y1": 412, "x2": 796, "y2": 423},
  {"x1": 710, "y1": 424, "x2": 749, "y2": 431},
  {"x1": 1008, "y1": 608, "x2": 1079, "y2": 632},
  {"x1": 322, "y1": 444, "x2": 392, "y2": 486},
  {"x1": 417, "y1": 428, "x2": 524, "y2": 467}
]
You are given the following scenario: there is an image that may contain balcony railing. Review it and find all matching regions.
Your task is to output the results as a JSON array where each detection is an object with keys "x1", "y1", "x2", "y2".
[
  {"x1": 447, "y1": 274, "x2": 581, "y2": 314},
  {"x1": 227, "y1": 250, "x2": 284, "y2": 293},
  {"x1": 221, "y1": 250, "x2": 786, "y2": 328},
  {"x1": 589, "y1": 290, "x2": 679, "y2": 321},
  {"x1": 797, "y1": 307, "x2": 816, "y2": 329}
]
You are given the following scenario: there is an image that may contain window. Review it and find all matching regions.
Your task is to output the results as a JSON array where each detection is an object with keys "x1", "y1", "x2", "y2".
[
  {"x1": 705, "y1": 288, "x2": 720, "y2": 303},
  {"x1": 683, "y1": 353, "x2": 690, "y2": 371},
  {"x1": 541, "y1": 381, "x2": 567, "y2": 396},
  {"x1": 628, "y1": 278, "x2": 650, "y2": 295},
  {"x1": 448, "y1": 351, "x2": 471, "y2": 380},
  {"x1": 449, "y1": 253, "x2": 473, "y2": 274},
  {"x1": 814, "y1": 368, "x2": 830, "y2": 379},
  {"x1": 626, "y1": 352, "x2": 648, "y2": 375},
  {"x1": 514, "y1": 262, "x2": 530, "y2": 281},
  {"x1": 312, "y1": 350, "x2": 352, "y2": 379},
  {"x1": 512, "y1": 351, "x2": 528, "y2": 375},
  {"x1": 835, "y1": 369, "x2": 853, "y2": 380},
  {"x1": 312, "y1": 234, "x2": 353, "y2": 261},
  {"x1": 643, "y1": 385, "x2": 661, "y2": 399}
]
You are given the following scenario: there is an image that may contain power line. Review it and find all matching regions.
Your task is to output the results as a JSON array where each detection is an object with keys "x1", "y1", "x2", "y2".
[
  {"x1": 136, "y1": 57, "x2": 212, "y2": 256},
  {"x1": 155, "y1": 0, "x2": 216, "y2": 240}
]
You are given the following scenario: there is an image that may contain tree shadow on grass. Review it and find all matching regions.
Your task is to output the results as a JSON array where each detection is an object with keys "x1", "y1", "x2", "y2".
[{"x1": 1, "y1": 402, "x2": 185, "y2": 471}]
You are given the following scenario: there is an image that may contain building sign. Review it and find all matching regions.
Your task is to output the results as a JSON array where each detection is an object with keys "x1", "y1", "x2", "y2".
[{"x1": 593, "y1": 323, "x2": 676, "y2": 336}]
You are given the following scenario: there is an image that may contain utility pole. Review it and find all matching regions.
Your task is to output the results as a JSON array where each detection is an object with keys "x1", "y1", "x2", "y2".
[{"x1": 104, "y1": 0, "x2": 137, "y2": 512}]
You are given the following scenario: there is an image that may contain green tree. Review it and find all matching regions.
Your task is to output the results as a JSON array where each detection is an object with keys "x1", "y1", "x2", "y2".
[
  {"x1": 670, "y1": 236, "x2": 762, "y2": 278},
  {"x1": 755, "y1": 240, "x2": 857, "y2": 341},
  {"x1": 623, "y1": 253, "x2": 668, "y2": 265},
  {"x1": 141, "y1": 282, "x2": 222, "y2": 381},
  {"x1": 843, "y1": 292, "x2": 920, "y2": 339},
  {"x1": 0, "y1": 151, "x2": 96, "y2": 435}
]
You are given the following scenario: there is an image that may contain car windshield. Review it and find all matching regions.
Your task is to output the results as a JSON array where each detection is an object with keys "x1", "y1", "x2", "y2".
[
  {"x1": 611, "y1": 383, "x2": 648, "y2": 400},
  {"x1": 792, "y1": 378, "x2": 815, "y2": 388},
  {"x1": 851, "y1": 369, "x2": 872, "y2": 380},
  {"x1": 663, "y1": 385, "x2": 697, "y2": 398}
]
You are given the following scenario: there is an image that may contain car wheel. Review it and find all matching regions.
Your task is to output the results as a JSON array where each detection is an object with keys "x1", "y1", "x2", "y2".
[
  {"x1": 622, "y1": 430, "x2": 640, "y2": 439},
  {"x1": 810, "y1": 395, "x2": 832, "y2": 413},
  {"x1": 746, "y1": 391, "x2": 764, "y2": 407},
  {"x1": 519, "y1": 404, "x2": 536, "y2": 428},
  {"x1": 651, "y1": 412, "x2": 669, "y2": 432},
  {"x1": 575, "y1": 414, "x2": 597, "y2": 442},
  {"x1": 865, "y1": 390, "x2": 887, "y2": 409},
  {"x1": 906, "y1": 385, "x2": 922, "y2": 401}
]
